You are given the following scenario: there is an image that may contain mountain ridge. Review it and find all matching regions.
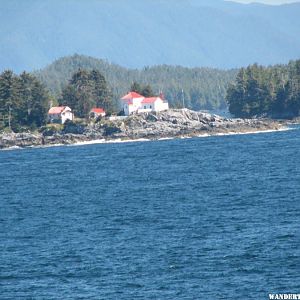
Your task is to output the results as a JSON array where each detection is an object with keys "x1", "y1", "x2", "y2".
[{"x1": 0, "y1": 0, "x2": 300, "y2": 72}]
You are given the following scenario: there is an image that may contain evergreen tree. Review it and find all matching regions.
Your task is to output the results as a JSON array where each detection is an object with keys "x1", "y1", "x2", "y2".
[
  {"x1": 89, "y1": 70, "x2": 113, "y2": 112},
  {"x1": 141, "y1": 84, "x2": 154, "y2": 97},
  {"x1": 130, "y1": 82, "x2": 155, "y2": 97},
  {"x1": 130, "y1": 82, "x2": 143, "y2": 94},
  {"x1": 227, "y1": 68, "x2": 247, "y2": 117},
  {"x1": 0, "y1": 70, "x2": 51, "y2": 129},
  {"x1": 286, "y1": 60, "x2": 300, "y2": 116},
  {"x1": 61, "y1": 69, "x2": 114, "y2": 118},
  {"x1": 0, "y1": 70, "x2": 19, "y2": 127},
  {"x1": 61, "y1": 85, "x2": 77, "y2": 111},
  {"x1": 29, "y1": 78, "x2": 51, "y2": 127},
  {"x1": 61, "y1": 69, "x2": 95, "y2": 118}
]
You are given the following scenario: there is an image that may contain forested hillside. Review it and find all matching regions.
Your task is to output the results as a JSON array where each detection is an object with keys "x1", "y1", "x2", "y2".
[
  {"x1": 35, "y1": 55, "x2": 237, "y2": 110},
  {"x1": 1, "y1": 0, "x2": 300, "y2": 72},
  {"x1": 226, "y1": 60, "x2": 300, "y2": 118}
]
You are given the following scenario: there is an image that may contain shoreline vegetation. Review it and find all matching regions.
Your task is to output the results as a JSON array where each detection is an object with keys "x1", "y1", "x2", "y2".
[{"x1": 0, "y1": 109, "x2": 287, "y2": 150}]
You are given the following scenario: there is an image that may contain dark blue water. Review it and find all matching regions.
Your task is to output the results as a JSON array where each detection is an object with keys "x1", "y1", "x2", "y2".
[{"x1": 1, "y1": 128, "x2": 300, "y2": 299}]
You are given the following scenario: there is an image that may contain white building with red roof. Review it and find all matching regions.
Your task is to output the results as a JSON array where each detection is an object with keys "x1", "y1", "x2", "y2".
[
  {"x1": 121, "y1": 92, "x2": 169, "y2": 116},
  {"x1": 48, "y1": 106, "x2": 73, "y2": 124},
  {"x1": 90, "y1": 108, "x2": 106, "y2": 119}
]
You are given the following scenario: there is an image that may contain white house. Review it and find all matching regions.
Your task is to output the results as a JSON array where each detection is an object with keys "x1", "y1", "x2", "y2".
[
  {"x1": 48, "y1": 106, "x2": 73, "y2": 124},
  {"x1": 90, "y1": 108, "x2": 106, "y2": 119},
  {"x1": 121, "y1": 92, "x2": 169, "y2": 116}
]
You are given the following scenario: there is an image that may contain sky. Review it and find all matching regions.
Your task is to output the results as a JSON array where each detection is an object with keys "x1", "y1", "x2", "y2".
[{"x1": 230, "y1": 0, "x2": 300, "y2": 4}]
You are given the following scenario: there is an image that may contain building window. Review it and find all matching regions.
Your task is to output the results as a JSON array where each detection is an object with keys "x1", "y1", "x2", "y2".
[
  {"x1": 144, "y1": 106, "x2": 146, "y2": 109},
  {"x1": 150, "y1": 105, "x2": 152, "y2": 109}
]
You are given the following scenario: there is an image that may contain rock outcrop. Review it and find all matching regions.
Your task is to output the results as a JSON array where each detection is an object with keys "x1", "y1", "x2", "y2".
[
  {"x1": 0, "y1": 109, "x2": 284, "y2": 149},
  {"x1": 96, "y1": 109, "x2": 282, "y2": 140}
]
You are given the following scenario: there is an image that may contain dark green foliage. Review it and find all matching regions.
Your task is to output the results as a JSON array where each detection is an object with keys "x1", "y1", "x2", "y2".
[
  {"x1": 130, "y1": 82, "x2": 143, "y2": 94},
  {"x1": 90, "y1": 70, "x2": 113, "y2": 112},
  {"x1": 284, "y1": 60, "x2": 300, "y2": 116},
  {"x1": 61, "y1": 69, "x2": 113, "y2": 118},
  {"x1": 226, "y1": 60, "x2": 300, "y2": 118},
  {"x1": 0, "y1": 70, "x2": 19, "y2": 128},
  {"x1": 130, "y1": 82, "x2": 155, "y2": 97},
  {"x1": 61, "y1": 69, "x2": 94, "y2": 119},
  {"x1": 0, "y1": 70, "x2": 50, "y2": 130},
  {"x1": 19, "y1": 72, "x2": 50, "y2": 127},
  {"x1": 141, "y1": 85, "x2": 154, "y2": 97},
  {"x1": 34, "y1": 54, "x2": 237, "y2": 111}
]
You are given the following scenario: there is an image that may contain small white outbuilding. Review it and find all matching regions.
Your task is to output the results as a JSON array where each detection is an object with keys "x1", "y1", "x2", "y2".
[
  {"x1": 48, "y1": 106, "x2": 73, "y2": 124},
  {"x1": 89, "y1": 108, "x2": 106, "y2": 119}
]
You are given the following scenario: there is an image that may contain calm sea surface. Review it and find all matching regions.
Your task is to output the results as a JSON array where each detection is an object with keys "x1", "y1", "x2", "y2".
[{"x1": 1, "y1": 128, "x2": 300, "y2": 299}]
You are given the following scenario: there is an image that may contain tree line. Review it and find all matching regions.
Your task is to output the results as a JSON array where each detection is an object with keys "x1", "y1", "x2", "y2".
[
  {"x1": 0, "y1": 70, "x2": 51, "y2": 130},
  {"x1": 226, "y1": 60, "x2": 300, "y2": 118}
]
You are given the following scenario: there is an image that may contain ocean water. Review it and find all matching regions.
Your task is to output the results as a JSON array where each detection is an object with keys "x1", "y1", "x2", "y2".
[{"x1": 1, "y1": 128, "x2": 300, "y2": 299}]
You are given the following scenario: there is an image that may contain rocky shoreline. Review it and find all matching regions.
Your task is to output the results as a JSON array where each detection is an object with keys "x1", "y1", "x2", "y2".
[{"x1": 0, "y1": 109, "x2": 286, "y2": 149}]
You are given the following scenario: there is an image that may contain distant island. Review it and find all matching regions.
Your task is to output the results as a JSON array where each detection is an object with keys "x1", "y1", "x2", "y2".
[{"x1": 0, "y1": 56, "x2": 299, "y2": 149}]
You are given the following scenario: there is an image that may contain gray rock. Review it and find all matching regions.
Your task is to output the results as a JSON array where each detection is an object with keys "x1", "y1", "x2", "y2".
[{"x1": 0, "y1": 109, "x2": 284, "y2": 149}]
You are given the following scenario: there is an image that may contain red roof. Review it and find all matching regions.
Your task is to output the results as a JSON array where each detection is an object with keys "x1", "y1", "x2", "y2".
[
  {"x1": 121, "y1": 92, "x2": 143, "y2": 100},
  {"x1": 91, "y1": 108, "x2": 105, "y2": 114},
  {"x1": 48, "y1": 106, "x2": 68, "y2": 114},
  {"x1": 141, "y1": 97, "x2": 160, "y2": 104}
]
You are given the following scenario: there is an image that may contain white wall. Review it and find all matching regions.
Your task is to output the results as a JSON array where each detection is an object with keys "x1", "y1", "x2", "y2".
[
  {"x1": 122, "y1": 97, "x2": 169, "y2": 115},
  {"x1": 124, "y1": 104, "x2": 136, "y2": 116},
  {"x1": 61, "y1": 111, "x2": 73, "y2": 124},
  {"x1": 122, "y1": 97, "x2": 144, "y2": 115},
  {"x1": 154, "y1": 99, "x2": 169, "y2": 111}
]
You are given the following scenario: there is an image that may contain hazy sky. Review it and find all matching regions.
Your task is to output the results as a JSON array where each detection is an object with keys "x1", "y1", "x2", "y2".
[{"x1": 231, "y1": 0, "x2": 300, "y2": 4}]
